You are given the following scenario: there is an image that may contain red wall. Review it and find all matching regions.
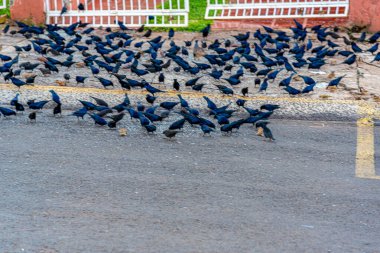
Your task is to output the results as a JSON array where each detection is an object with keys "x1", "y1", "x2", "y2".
[
  {"x1": 349, "y1": 0, "x2": 380, "y2": 31},
  {"x1": 9, "y1": 0, "x2": 380, "y2": 32},
  {"x1": 10, "y1": 0, "x2": 45, "y2": 25}
]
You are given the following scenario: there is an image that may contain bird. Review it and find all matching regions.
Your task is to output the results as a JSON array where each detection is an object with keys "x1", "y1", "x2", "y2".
[
  {"x1": 142, "y1": 29, "x2": 152, "y2": 38},
  {"x1": 0, "y1": 107, "x2": 16, "y2": 117},
  {"x1": 72, "y1": 107, "x2": 87, "y2": 120},
  {"x1": 201, "y1": 24, "x2": 211, "y2": 38},
  {"x1": 90, "y1": 96, "x2": 109, "y2": 107},
  {"x1": 60, "y1": 4, "x2": 68, "y2": 16},
  {"x1": 53, "y1": 103, "x2": 62, "y2": 116},
  {"x1": 89, "y1": 113, "x2": 107, "y2": 126},
  {"x1": 284, "y1": 85, "x2": 301, "y2": 95},
  {"x1": 10, "y1": 77, "x2": 27, "y2": 88},
  {"x1": 145, "y1": 82, "x2": 164, "y2": 95},
  {"x1": 29, "y1": 100, "x2": 49, "y2": 110},
  {"x1": 78, "y1": 3, "x2": 85, "y2": 11},
  {"x1": 256, "y1": 121, "x2": 275, "y2": 141},
  {"x1": 49, "y1": 90, "x2": 61, "y2": 105},
  {"x1": 163, "y1": 129, "x2": 180, "y2": 139},
  {"x1": 200, "y1": 124, "x2": 214, "y2": 136},
  {"x1": 327, "y1": 75, "x2": 346, "y2": 88},
  {"x1": 241, "y1": 87, "x2": 249, "y2": 96},
  {"x1": 28, "y1": 111, "x2": 37, "y2": 122},
  {"x1": 76, "y1": 76, "x2": 88, "y2": 85},
  {"x1": 173, "y1": 79, "x2": 180, "y2": 91}
]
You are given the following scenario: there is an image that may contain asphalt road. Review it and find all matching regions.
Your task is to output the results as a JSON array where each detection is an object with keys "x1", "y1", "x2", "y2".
[{"x1": 0, "y1": 113, "x2": 379, "y2": 253}]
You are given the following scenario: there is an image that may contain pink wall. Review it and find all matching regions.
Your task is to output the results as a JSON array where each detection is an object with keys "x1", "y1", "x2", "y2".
[
  {"x1": 8, "y1": 0, "x2": 380, "y2": 32},
  {"x1": 10, "y1": 0, "x2": 45, "y2": 25},
  {"x1": 349, "y1": 0, "x2": 380, "y2": 32}
]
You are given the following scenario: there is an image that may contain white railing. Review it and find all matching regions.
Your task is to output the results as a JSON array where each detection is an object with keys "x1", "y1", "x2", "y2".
[
  {"x1": 205, "y1": 0, "x2": 350, "y2": 19},
  {"x1": 45, "y1": 0, "x2": 189, "y2": 27},
  {"x1": 0, "y1": 0, "x2": 7, "y2": 9}
]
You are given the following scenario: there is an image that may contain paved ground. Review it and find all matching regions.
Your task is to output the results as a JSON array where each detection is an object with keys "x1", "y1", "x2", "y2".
[
  {"x1": 0, "y1": 112, "x2": 379, "y2": 253},
  {"x1": 0, "y1": 29, "x2": 380, "y2": 102}
]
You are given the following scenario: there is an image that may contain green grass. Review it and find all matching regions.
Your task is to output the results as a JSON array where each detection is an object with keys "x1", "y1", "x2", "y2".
[
  {"x1": 149, "y1": 0, "x2": 212, "y2": 32},
  {"x1": 0, "y1": 0, "x2": 10, "y2": 17}
]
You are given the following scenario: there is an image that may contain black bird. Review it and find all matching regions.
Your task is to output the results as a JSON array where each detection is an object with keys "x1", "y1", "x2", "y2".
[
  {"x1": 163, "y1": 129, "x2": 180, "y2": 139},
  {"x1": 260, "y1": 104, "x2": 280, "y2": 111},
  {"x1": 3, "y1": 24, "x2": 9, "y2": 34},
  {"x1": 256, "y1": 121, "x2": 275, "y2": 141},
  {"x1": 78, "y1": 3, "x2": 85, "y2": 10},
  {"x1": 146, "y1": 94, "x2": 157, "y2": 104},
  {"x1": 173, "y1": 79, "x2": 180, "y2": 91},
  {"x1": 28, "y1": 111, "x2": 36, "y2": 122},
  {"x1": 10, "y1": 77, "x2": 27, "y2": 88},
  {"x1": 53, "y1": 103, "x2": 62, "y2": 116},
  {"x1": 169, "y1": 118, "x2": 186, "y2": 130},
  {"x1": 76, "y1": 76, "x2": 88, "y2": 85},
  {"x1": 60, "y1": 4, "x2": 68, "y2": 16},
  {"x1": 0, "y1": 107, "x2": 16, "y2": 117},
  {"x1": 90, "y1": 96, "x2": 109, "y2": 107},
  {"x1": 144, "y1": 124, "x2": 157, "y2": 134},
  {"x1": 201, "y1": 124, "x2": 214, "y2": 136},
  {"x1": 142, "y1": 29, "x2": 152, "y2": 38},
  {"x1": 96, "y1": 77, "x2": 114, "y2": 88},
  {"x1": 107, "y1": 121, "x2": 117, "y2": 129},
  {"x1": 72, "y1": 107, "x2": 87, "y2": 120},
  {"x1": 241, "y1": 87, "x2": 249, "y2": 96},
  {"x1": 201, "y1": 24, "x2": 211, "y2": 38},
  {"x1": 136, "y1": 24, "x2": 145, "y2": 32},
  {"x1": 29, "y1": 100, "x2": 49, "y2": 110},
  {"x1": 158, "y1": 73, "x2": 165, "y2": 83},
  {"x1": 236, "y1": 99, "x2": 246, "y2": 107},
  {"x1": 64, "y1": 73, "x2": 70, "y2": 81},
  {"x1": 107, "y1": 112, "x2": 125, "y2": 123}
]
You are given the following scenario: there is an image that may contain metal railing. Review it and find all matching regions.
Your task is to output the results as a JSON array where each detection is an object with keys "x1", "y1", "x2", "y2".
[
  {"x1": 45, "y1": 0, "x2": 189, "y2": 27},
  {"x1": 0, "y1": 0, "x2": 7, "y2": 9},
  {"x1": 205, "y1": 0, "x2": 350, "y2": 19}
]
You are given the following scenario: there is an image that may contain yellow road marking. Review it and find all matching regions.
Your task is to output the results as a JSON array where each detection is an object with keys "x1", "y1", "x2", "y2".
[{"x1": 356, "y1": 105, "x2": 380, "y2": 180}]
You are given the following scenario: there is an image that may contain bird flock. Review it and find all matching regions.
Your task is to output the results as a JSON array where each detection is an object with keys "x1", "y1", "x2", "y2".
[
  {"x1": 0, "y1": 17, "x2": 379, "y2": 139},
  {"x1": 0, "y1": 91, "x2": 278, "y2": 140},
  {"x1": 0, "y1": 18, "x2": 379, "y2": 94}
]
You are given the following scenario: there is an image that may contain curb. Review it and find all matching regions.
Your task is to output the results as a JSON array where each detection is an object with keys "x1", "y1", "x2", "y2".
[{"x1": 0, "y1": 84, "x2": 378, "y2": 121}]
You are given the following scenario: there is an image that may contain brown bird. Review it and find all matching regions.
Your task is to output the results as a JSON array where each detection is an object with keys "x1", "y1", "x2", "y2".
[{"x1": 193, "y1": 40, "x2": 204, "y2": 59}]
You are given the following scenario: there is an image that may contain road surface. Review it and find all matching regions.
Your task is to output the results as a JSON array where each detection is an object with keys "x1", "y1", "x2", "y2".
[{"x1": 0, "y1": 114, "x2": 379, "y2": 253}]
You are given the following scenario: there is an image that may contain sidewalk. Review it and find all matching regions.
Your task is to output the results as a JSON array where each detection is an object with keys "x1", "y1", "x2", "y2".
[{"x1": 0, "y1": 30, "x2": 379, "y2": 121}]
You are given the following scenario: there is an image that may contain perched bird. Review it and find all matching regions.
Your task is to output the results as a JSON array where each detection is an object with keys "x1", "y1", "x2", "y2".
[
  {"x1": 173, "y1": 79, "x2": 180, "y2": 91},
  {"x1": 327, "y1": 75, "x2": 346, "y2": 88},
  {"x1": 90, "y1": 96, "x2": 109, "y2": 107},
  {"x1": 163, "y1": 129, "x2": 180, "y2": 139},
  {"x1": 89, "y1": 113, "x2": 107, "y2": 126},
  {"x1": 201, "y1": 24, "x2": 211, "y2": 38},
  {"x1": 60, "y1": 4, "x2": 68, "y2": 16},
  {"x1": 241, "y1": 87, "x2": 249, "y2": 96},
  {"x1": 49, "y1": 90, "x2": 61, "y2": 105},
  {"x1": 256, "y1": 121, "x2": 275, "y2": 141},
  {"x1": 29, "y1": 100, "x2": 49, "y2": 110},
  {"x1": 53, "y1": 103, "x2": 62, "y2": 116},
  {"x1": 28, "y1": 111, "x2": 37, "y2": 122},
  {"x1": 72, "y1": 107, "x2": 87, "y2": 120},
  {"x1": 0, "y1": 107, "x2": 16, "y2": 117},
  {"x1": 201, "y1": 124, "x2": 214, "y2": 136},
  {"x1": 78, "y1": 3, "x2": 85, "y2": 11},
  {"x1": 284, "y1": 85, "x2": 301, "y2": 95}
]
